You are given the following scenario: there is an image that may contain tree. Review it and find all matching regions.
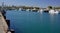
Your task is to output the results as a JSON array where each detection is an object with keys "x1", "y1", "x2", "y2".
[{"x1": 48, "y1": 6, "x2": 52, "y2": 9}]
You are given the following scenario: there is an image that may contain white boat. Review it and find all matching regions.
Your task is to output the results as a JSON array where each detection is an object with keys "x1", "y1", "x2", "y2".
[
  {"x1": 19, "y1": 8, "x2": 21, "y2": 10},
  {"x1": 26, "y1": 9, "x2": 30, "y2": 11},
  {"x1": 54, "y1": 11, "x2": 59, "y2": 14},
  {"x1": 40, "y1": 9, "x2": 43, "y2": 12},
  {"x1": 38, "y1": 9, "x2": 43, "y2": 12},
  {"x1": 49, "y1": 9, "x2": 59, "y2": 14}
]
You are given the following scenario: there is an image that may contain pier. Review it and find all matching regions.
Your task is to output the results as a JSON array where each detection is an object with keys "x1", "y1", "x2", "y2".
[{"x1": 0, "y1": 12, "x2": 8, "y2": 33}]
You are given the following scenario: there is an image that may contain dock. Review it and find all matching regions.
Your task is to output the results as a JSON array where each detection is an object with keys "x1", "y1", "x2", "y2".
[{"x1": 0, "y1": 12, "x2": 8, "y2": 33}]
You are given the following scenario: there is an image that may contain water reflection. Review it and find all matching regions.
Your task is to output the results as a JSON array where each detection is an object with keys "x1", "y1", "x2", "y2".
[
  {"x1": 49, "y1": 14, "x2": 58, "y2": 24},
  {"x1": 39, "y1": 12, "x2": 43, "y2": 24},
  {"x1": 50, "y1": 14, "x2": 55, "y2": 24},
  {"x1": 49, "y1": 14, "x2": 60, "y2": 33}
]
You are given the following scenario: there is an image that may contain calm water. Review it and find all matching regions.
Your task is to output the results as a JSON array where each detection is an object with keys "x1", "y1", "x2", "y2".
[{"x1": 6, "y1": 10, "x2": 60, "y2": 33}]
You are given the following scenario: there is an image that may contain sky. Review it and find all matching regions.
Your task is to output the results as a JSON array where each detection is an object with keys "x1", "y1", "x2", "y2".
[{"x1": 0, "y1": 0, "x2": 60, "y2": 8}]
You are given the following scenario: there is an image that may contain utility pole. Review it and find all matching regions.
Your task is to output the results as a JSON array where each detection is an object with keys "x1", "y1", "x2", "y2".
[
  {"x1": 2, "y1": 2, "x2": 4, "y2": 10},
  {"x1": 1, "y1": 2, "x2": 6, "y2": 14}
]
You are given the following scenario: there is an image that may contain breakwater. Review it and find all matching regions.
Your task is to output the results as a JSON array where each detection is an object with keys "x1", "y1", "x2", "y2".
[{"x1": 0, "y1": 10, "x2": 15, "y2": 33}]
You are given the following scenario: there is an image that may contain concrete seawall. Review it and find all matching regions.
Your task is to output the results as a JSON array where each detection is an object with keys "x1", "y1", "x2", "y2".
[{"x1": 0, "y1": 12, "x2": 8, "y2": 33}]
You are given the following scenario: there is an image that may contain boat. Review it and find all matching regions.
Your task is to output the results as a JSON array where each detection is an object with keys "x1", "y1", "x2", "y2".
[
  {"x1": 49, "y1": 9, "x2": 59, "y2": 14},
  {"x1": 44, "y1": 10, "x2": 49, "y2": 13},
  {"x1": 40, "y1": 9, "x2": 43, "y2": 12}
]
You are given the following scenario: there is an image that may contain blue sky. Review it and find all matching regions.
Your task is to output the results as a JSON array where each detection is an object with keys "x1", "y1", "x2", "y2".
[{"x1": 0, "y1": 0, "x2": 60, "y2": 8}]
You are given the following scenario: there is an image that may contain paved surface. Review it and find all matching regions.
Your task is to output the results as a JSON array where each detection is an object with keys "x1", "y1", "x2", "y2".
[{"x1": 0, "y1": 12, "x2": 8, "y2": 33}]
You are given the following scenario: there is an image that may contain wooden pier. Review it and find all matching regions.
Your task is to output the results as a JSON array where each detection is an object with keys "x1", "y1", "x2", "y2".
[{"x1": 0, "y1": 12, "x2": 8, "y2": 33}]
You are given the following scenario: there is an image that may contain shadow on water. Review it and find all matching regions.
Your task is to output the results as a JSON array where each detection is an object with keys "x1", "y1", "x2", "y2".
[{"x1": 49, "y1": 13, "x2": 59, "y2": 24}]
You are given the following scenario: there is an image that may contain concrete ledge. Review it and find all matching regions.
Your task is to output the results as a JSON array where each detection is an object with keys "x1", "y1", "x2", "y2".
[{"x1": 0, "y1": 12, "x2": 8, "y2": 33}]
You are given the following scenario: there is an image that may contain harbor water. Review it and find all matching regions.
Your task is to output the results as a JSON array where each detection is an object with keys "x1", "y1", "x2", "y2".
[{"x1": 6, "y1": 10, "x2": 60, "y2": 33}]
